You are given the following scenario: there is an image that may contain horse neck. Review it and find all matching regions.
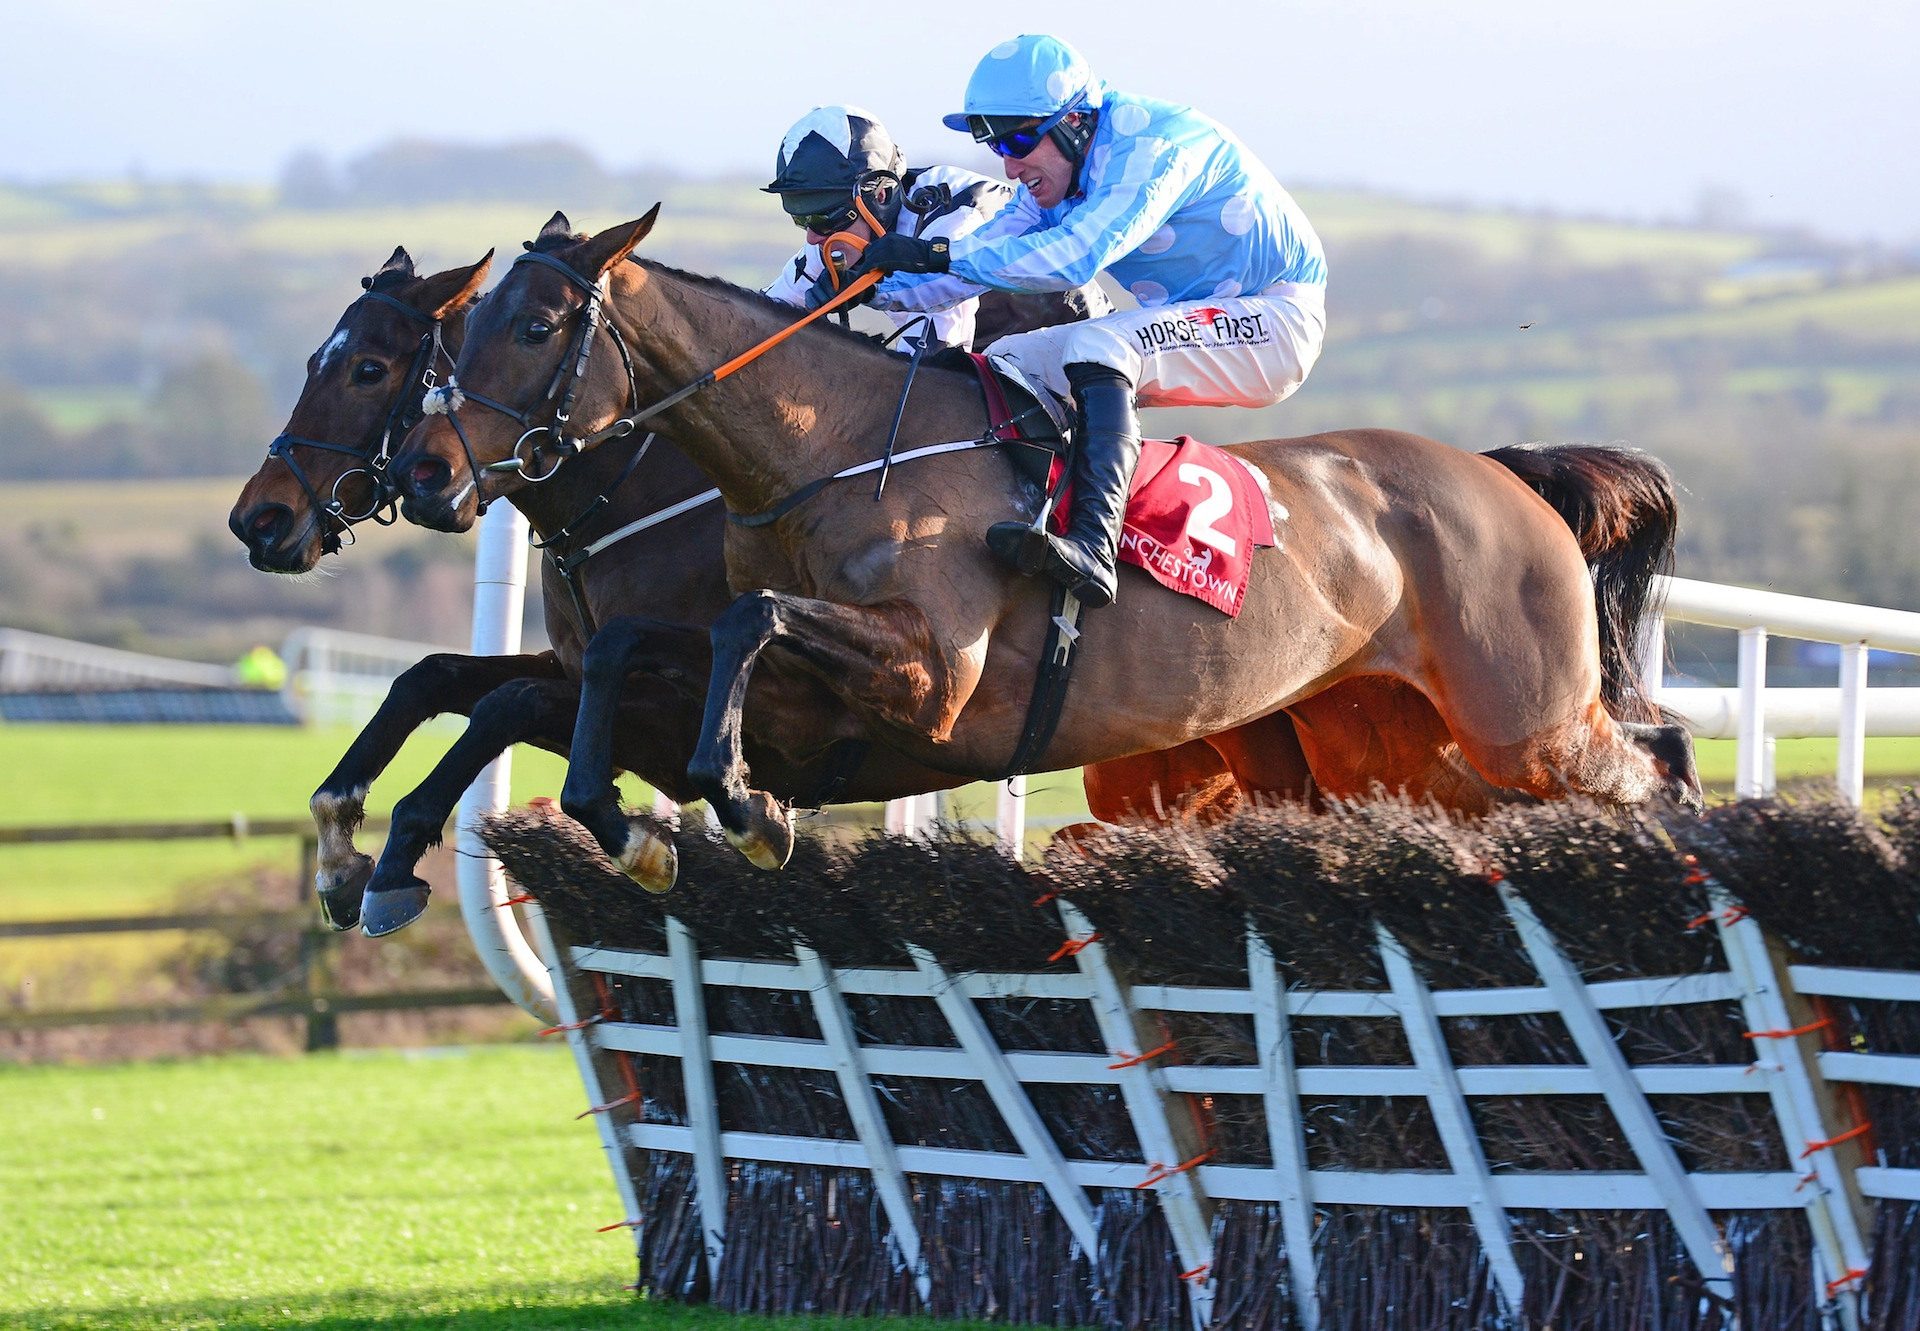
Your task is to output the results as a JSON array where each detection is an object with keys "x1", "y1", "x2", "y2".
[{"x1": 609, "y1": 262, "x2": 985, "y2": 515}]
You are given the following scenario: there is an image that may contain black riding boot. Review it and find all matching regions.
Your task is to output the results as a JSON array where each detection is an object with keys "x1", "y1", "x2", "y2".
[{"x1": 987, "y1": 363, "x2": 1141, "y2": 608}]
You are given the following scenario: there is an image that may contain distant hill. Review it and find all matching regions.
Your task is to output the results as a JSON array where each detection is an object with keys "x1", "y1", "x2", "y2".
[{"x1": 1, "y1": 141, "x2": 1916, "y2": 658}]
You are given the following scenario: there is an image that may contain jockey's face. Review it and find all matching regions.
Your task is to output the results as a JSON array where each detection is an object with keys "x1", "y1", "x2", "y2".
[{"x1": 1000, "y1": 118, "x2": 1081, "y2": 208}]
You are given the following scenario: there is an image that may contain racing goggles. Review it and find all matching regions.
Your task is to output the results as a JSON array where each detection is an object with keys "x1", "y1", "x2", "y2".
[
  {"x1": 789, "y1": 200, "x2": 863, "y2": 234},
  {"x1": 967, "y1": 91, "x2": 1089, "y2": 159}
]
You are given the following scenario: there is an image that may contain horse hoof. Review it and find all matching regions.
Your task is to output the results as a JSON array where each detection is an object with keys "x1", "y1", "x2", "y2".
[
  {"x1": 617, "y1": 819, "x2": 678, "y2": 894},
  {"x1": 315, "y1": 852, "x2": 374, "y2": 932},
  {"x1": 361, "y1": 882, "x2": 431, "y2": 938},
  {"x1": 723, "y1": 791, "x2": 793, "y2": 871}
]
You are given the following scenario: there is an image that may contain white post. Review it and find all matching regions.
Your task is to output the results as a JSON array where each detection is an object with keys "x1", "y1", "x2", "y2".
[
  {"x1": 1837, "y1": 642, "x2": 1869, "y2": 806},
  {"x1": 456, "y1": 503, "x2": 556, "y2": 1022},
  {"x1": 997, "y1": 776, "x2": 1028, "y2": 860},
  {"x1": 1638, "y1": 613, "x2": 1666, "y2": 700},
  {"x1": 1736, "y1": 626, "x2": 1768, "y2": 800}
]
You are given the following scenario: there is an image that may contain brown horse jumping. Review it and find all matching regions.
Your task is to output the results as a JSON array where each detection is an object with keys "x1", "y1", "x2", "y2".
[
  {"x1": 230, "y1": 232, "x2": 1274, "y2": 933},
  {"x1": 391, "y1": 210, "x2": 1696, "y2": 902}
]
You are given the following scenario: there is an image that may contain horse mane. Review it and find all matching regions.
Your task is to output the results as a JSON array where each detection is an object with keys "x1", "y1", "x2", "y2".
[{"x1": 634, "y1": 257, "x2": 962, "y2": 370}]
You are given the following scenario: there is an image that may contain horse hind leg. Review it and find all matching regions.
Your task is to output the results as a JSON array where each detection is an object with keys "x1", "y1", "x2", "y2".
[
  {"x1": 1083, "y1": 743, "x2": 1244, "y2": 825},
  {"x1": 1622, "y1": 718, "x2": 1705, "y2": 811}
]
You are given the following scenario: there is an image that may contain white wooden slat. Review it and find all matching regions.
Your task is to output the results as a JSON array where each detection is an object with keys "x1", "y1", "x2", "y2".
[
  {"x1": 1499, "y1": 886, "x2": 1733, "y2": 1297},
  {"x1": 1377, "y1": 924, "x2": 1527, "y2": 1315},
  {"x1": 575, "y1": 945, "x2": 1749, "y2": 1018},
  {"x1": 666, "y1": 917, "x2": 727, "y2": 1285},
  {"x1": 1818, "y1": 1050, "x2": 1920, "y2": 1089},
  {"x1": 1167, "y1": 1062, "x2": 1761, "y2": 1099},
  {"x1": 522, "y1": 903, "x2": 647, "y2": 1246},
  {"x1": 597, "y1": 1018, "x2": 1765, "y2": 1097},
  {"x1": 574, "y1": 945, "x2": 674, "y2": 979},
  {"x1": 594, "y1": 1022, "x2": 1118, "y2": 1083},
  {"x1": 1788, "y1": 963, "x2": 1920, "y2": 1003},
  {"x1": 1857, "y1": 1167, "x2": 1920, "y2": 1202},
  {"x1": 907, "y1": 944, "x2": 1103, "y2": 1261},
  {"x1": 792, "y1": 943, "x2": 930, "y2": 1305},
  {"x1": 1248, "y1": 930, "x2": 1322, "y2": 1331},
  {"x1": 1058, "y1": 900, "x2": 1216, "y2": 1331},
  {"x1": 1717, "y1": 903, "x2": 1870, "y2": 1328},
  {"x1": 627, "y1": 1123, "x2": 1823, "y2": 1211}
]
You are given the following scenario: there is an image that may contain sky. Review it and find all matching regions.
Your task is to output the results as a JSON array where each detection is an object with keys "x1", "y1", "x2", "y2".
[{"x1": 4, "y1": 0, "x2": 1915, "y2": 245}]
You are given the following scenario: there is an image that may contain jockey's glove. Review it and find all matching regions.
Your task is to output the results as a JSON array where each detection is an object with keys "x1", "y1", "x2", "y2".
[
  {"x1": 852, "y1": 232, "x2": 950, "y2": 276},
  {"x1": 803, "y1": 268, "x2": 876, "y2": 311}
]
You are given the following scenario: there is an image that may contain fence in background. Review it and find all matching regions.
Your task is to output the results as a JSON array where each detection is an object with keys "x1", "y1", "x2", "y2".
[{"x1": 0, "y1": 817, "x2": 509, "y2": 1046}]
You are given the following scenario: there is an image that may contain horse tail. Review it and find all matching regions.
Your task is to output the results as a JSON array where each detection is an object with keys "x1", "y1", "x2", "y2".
[{"x1": 1482, "y1": 442, "x2": 1677, "y2": 723}]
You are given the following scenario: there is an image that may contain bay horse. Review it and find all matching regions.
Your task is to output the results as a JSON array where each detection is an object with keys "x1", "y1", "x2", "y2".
[
  {"x1": 230, "y1": 231, "x2": 1285, "y2": 933},
  {"x1": 391, "y1": 209, "x2": 1697, "y2": 900}
]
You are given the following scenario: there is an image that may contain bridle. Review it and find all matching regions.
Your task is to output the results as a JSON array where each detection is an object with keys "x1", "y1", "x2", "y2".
[
  {"x1": 425, "y1": 249, "x2": 645, "y2": 513},
  {"x1": 264, "y1": 287, "x2": 449, "y2": 552},
  {"x1": 424, "y1": 247, "x2": 883, "y2": 511}
]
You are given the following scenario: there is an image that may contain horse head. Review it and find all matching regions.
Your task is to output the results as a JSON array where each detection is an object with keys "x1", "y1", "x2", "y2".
[
  {"x1": 390, "y1": 208, "x2": 658, "y2": 533},
  {"x1": 229, "y1": 246, "x2": 492, "y2": 571}
]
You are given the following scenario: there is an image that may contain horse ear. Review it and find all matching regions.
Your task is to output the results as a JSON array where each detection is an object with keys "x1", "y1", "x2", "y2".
[
  {"x1": 572, "y1": 205, "x2": 661, "y2": 278},
  {"x1": 363, "y1": 245, "x2": 416, "y2": 289},
  {"x1": 534, "y1": 210, "x2": 574, "y2": 247},
  {"x1": 413, "y1": 249, "x2": 495, "y2": 320}
]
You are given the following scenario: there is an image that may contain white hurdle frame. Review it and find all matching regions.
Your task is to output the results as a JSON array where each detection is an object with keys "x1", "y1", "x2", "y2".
[{"x1": 551, "y1": 902, "x2": 1919, "y2": 1324}]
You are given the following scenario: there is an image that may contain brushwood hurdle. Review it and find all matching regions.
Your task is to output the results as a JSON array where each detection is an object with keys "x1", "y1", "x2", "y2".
[{"x1": 492, "y1": 826, "x2": 1917, "y2": 1330}]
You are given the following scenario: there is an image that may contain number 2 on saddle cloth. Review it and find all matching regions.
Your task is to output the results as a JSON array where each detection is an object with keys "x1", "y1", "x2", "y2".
[{"x1": 1048, "y1": 436, "x2": 1282, "y2": 618}]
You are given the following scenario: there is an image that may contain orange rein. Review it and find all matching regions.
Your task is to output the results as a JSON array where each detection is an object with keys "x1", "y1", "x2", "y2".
[{"x1": 708, "y1": 267, "x2": 883, "y2": 383}]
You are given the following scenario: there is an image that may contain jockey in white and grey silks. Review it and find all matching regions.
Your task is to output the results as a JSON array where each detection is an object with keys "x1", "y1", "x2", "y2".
[
  {"x1": 854, "y1": 34, "x2": 1328, "y2": 609},
  {"x1": 762, "y1": 106, "x2": 1027, "y2": 352}
]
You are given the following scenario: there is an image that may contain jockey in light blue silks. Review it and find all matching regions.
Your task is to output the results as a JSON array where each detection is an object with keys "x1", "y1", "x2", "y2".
[
  {"x1": 762, "y1": 105, "x2": 1111, "y2": 351},
  {"x1": 853, "y1": 34, "x2": 1328, "y2": 608}
]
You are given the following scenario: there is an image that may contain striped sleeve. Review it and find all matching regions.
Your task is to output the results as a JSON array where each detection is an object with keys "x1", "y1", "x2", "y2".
[{"x1": 944, "y1": 139, "x2": 1205, "y2": 292}]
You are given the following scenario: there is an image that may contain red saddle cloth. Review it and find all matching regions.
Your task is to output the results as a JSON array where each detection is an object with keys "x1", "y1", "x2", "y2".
[{"x1": 1050, "y1": 437, "x2": 1278, "y2": 617}]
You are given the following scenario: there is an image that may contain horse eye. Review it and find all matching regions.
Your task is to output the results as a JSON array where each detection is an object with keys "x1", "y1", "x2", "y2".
[
  {"x1": 351, "y1": 359, "x2": 386, "y2": 385},
  {"x1": 524, "y1": 319, "x2": 554, "y2": 345}
]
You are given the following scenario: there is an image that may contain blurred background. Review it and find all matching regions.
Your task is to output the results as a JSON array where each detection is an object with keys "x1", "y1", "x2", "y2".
[{"x1": 2, "y1": 0, "x2": 1915, "y2": 665}]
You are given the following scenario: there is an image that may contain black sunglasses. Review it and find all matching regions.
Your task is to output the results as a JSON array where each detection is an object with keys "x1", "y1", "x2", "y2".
[
  {"x1": 968, "y1": 91, "x2": 1088, "y2": 159},
  {"x1": 790, "y1": 201, "x2": 861, "y2": 234}
]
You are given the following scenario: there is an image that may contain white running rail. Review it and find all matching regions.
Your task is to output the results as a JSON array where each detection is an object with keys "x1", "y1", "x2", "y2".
[
  {"x1": 0, "y1": 627, "x2": 234, "y2": 690},
  {"x1": 1650, "y1": 576, "x2": 1920, "y2": 804},
  {"x1": 278, "y1": 625, "x2": 451, "y2": 728}
]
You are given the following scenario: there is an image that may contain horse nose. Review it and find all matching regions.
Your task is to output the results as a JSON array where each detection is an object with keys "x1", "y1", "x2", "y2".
[
  {"x1": 405, "y1": 455, "x2": 453, "y2": 499},
  {"x1": 234, "y1": 502, "x2": 293, "y2": 554}
]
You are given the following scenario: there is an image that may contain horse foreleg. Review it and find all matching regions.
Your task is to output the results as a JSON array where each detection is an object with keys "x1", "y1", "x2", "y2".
[
  {"x1": 310, "y1": 651, "x2": 564, "y2": 931},
  {"x1": 689, "y1": 591, "x2": 958, "y2": 870},
  {"x1": 358, "y1": 677, "x2": 583, "y2": 937},
  {"x1": 558, "y1": 616, "x2": 714, "y2": 891}
]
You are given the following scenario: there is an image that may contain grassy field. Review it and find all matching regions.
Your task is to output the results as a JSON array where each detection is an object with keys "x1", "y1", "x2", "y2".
[
  {"x1": 0, "y1": 723, "x2": 1098, "y2": 922},
  {"x1": 0, "y1": 1044, "x2": 958, "y2": 1331}
]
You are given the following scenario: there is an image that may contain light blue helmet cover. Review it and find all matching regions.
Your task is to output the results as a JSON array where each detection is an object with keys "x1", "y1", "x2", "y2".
[{"x1": 942, "y1": 34, "x2": 1102, "y2": 131}]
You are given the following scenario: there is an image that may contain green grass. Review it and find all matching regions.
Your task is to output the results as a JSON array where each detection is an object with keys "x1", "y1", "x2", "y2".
[
  {"x1": 0, "y1": 724, "x2": 1094, "y2": 922},
  {"x1": 0, "y1": 1045, "x2": 955, "y2": 1331},
  {"x1": 0, "y1": 726, "x2": 574, "y2": 920}
]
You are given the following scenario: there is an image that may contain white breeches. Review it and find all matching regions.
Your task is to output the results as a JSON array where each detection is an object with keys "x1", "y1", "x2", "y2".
[{"x1": 985, "y1": 282, "x2": 1326, "y2": 410}]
